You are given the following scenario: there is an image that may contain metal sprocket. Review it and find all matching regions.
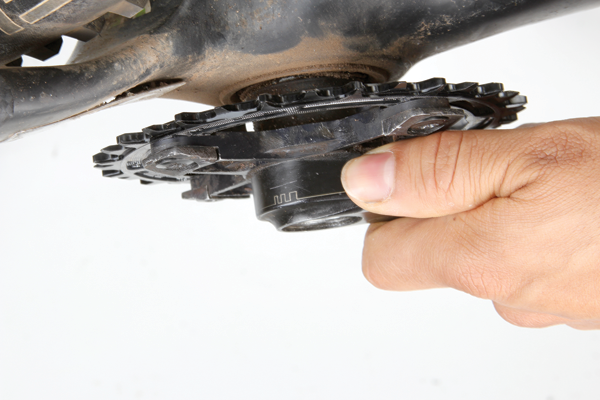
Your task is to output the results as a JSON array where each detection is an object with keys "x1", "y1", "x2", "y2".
[
  {"x1": 93, "y1": 78, "x2": 526, "y2": 184},
  {"x1": 92, "y1": 77, "x2": 527, "y2": 231}
]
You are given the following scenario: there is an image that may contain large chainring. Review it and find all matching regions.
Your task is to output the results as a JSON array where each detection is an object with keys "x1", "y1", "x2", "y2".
[{"x1": 93, "y1": 78, "x2": 527, "y2": 231}]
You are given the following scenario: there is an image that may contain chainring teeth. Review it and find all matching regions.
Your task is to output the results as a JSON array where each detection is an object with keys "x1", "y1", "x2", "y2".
[{"x1": 93, "y1": 78, "x2": 527, "y2": 184}]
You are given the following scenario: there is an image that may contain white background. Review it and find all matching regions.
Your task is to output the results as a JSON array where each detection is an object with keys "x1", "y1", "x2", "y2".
[{"x1": 2, "y1": 7, "x2": 600, "y2": 400}]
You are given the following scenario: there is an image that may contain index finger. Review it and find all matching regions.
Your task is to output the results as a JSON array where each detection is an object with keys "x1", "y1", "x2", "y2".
[{"x1": 362, "y1": 202, "x2": 514, "y2": 300}]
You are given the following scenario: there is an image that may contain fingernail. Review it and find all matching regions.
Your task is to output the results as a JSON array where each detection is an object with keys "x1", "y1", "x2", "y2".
[{"x1": 341, "y1": 152, "x2": 395, "y2": 203}]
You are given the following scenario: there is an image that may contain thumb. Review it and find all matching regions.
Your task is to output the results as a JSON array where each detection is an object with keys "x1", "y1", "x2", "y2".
[{"x1": 341, "y1": 127, "x2": 540, "y2": 218}]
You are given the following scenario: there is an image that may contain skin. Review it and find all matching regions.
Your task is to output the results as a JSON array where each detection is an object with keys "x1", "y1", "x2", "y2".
[{"x1": 340, "y1": 117, "x2": 600, "y2": 330}]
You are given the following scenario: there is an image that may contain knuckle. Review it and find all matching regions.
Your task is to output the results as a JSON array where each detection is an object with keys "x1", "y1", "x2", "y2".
[{"x1": 522, "y1": 120, "x2": 594, "y2": 170}]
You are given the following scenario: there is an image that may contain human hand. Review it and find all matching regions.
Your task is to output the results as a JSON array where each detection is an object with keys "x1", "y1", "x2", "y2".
[{"x1": 341, "y1": 117, "x2": 600, "y2": 330}]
